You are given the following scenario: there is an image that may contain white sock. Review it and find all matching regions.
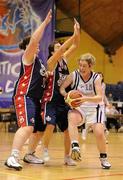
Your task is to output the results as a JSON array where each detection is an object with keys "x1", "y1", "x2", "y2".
[{"x1": 11, "y1": 149, "x2": 20, "y2": 158}]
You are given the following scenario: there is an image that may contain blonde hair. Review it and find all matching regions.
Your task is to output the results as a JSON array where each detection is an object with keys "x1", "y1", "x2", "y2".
[{"x1": 78, "y1": 53, "x2": 96, "y2": 65}]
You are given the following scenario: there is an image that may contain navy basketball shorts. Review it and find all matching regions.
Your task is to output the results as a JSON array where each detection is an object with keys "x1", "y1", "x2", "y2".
[
  {"x1": 14, "y1": 96, "x2": 46, "y2": 132},
  {"x1": 44, "y1": 101, "x2": 70, "y2": 132}
]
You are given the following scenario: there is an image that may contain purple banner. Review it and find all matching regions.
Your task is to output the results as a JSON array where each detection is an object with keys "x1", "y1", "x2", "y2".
[
  {"x1": 30, "y1": 0, "x2": 55, "y2": 66},
  {"x1": 0, "y1": 50, "x2": 22, "y2": 107},
  {"x1": 0, "y1": 0, "x2": 55, "y2": 107}
]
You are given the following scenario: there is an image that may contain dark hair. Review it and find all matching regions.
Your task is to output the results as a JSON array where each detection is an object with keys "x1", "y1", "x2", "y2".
[
  {"x1": 48, "y1": 43, "x2": 55, "y2": 58},
  {"x1": 48, "y1": 40, "x2": 62, "y2": 58},
  {"x1": 19, "y1": 36, "x2": 31, "y2": 50}
]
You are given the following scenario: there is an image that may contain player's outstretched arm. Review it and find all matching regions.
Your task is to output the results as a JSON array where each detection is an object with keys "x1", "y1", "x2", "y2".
[
  {"x1": 64, "y1": 19, "x2": 80, "y2": 60},
  {"x1": 23, "y1": 10, "x2": 52, "y2": 64},
  {"x1": 47, "y1": 20, "x2": 80, "y2": 71}
]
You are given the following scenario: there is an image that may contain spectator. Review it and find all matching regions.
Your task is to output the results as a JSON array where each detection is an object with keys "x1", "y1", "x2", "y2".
[
  {"x1": 107, "y1": 93, "x2": 114, "y2": 102},
  {"x1": 106, "y1": 103, "x2": 121, "y2": 132}
]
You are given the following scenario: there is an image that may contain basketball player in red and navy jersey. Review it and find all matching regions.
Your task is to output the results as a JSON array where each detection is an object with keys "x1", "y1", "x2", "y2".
[
  {"x1": 4, "y1": 10, "x2": 52, "y2": 170},
  {"x1": 14, "y1": 56, "x2": 46, "y2": 128},
  {"x1": 40, "y1": 20, "x2": 80, "y2": 165}
]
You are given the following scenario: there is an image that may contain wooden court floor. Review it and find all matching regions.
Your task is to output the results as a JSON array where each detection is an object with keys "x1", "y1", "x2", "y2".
[{"x1": 0, "y1": 129, "x2": 123, "y2": 180}]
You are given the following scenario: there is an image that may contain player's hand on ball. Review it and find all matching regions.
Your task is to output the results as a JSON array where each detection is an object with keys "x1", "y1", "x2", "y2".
[{"x1": 65, "y1": 90, "x2": 83, "y2": 108}]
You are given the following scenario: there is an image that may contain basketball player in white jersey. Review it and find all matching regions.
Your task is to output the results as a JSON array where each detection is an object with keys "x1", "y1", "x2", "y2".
[{"x1": 60, "y1": 53, "x2": 111, "y2": 169}]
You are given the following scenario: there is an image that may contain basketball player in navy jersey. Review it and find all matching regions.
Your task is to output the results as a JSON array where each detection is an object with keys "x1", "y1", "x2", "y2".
[
  {"x1": 40, "y1": 20, "x2": 80, "y2": 166},
  {"x1": 60, "y1": 53, "x2": 111, "y2": 169}
]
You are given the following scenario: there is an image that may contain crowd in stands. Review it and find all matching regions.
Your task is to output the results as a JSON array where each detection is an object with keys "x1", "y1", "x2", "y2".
[{"x1": 106, "y1": 81, "x2": 123, "y2": 102}]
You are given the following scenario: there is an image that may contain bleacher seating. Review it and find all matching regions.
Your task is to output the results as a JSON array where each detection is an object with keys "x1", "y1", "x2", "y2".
[{"x1": 106, "y1": 83, "x2": 123, "y2": 101}]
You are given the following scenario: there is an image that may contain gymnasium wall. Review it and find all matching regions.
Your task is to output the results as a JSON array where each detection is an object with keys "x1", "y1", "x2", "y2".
[
  {"x1": 56, "y1": 9, "x2": 123, "y2": 84},
  {"x1": 67, "y1": 30, "x2": 123, "y2": 84}
]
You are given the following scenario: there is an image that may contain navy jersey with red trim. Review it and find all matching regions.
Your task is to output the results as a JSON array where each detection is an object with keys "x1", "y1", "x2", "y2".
[
  {"x1": 13, "y1": 57, "x2": 46, "y2": 100},
  {"x1": 52, "y1": 59, "x2": 70, "y2": 101},
  {"x1": 42, "y1": 59, "x2": 70, "y2": 104}
]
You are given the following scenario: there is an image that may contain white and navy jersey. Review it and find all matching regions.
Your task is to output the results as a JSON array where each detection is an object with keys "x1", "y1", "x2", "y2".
[
  {"x1": 71, "y1": 70, "x2": 102, "y2": 107},
  {"x1": 13, "y1": 57, "x2": 46, "y2": 100}
]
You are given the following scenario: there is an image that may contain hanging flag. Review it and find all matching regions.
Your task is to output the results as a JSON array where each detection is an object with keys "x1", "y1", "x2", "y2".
[{"x1": 0, "y1": 0, "x2": 55, "y2": 107}]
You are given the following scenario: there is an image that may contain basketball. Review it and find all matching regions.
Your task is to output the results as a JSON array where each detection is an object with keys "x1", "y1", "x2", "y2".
[
  {"x1": 65, "y1": 90, "x2": 83, "y2": 108},
  {"x1": 69, "y1": 90, "x2": 82, "y2": 99}
]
